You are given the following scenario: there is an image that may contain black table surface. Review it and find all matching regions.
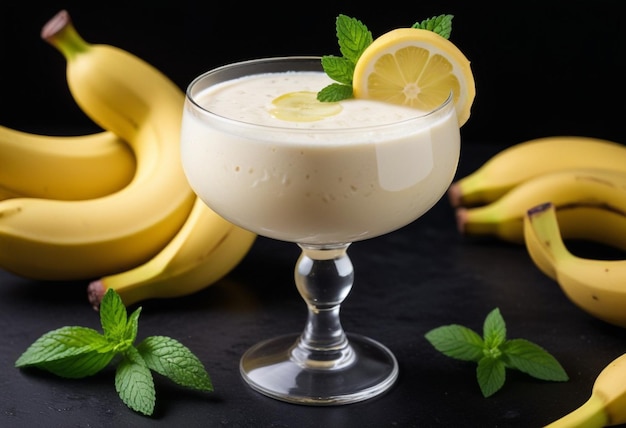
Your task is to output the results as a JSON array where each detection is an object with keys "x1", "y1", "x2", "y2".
[{"x1": 3, "y1": 141, "x2": 626, "y2": 428}]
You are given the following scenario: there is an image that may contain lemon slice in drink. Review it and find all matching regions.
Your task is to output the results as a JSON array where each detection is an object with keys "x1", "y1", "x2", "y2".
[
  {"x1": 271, "y1": 91, "x2": 343, "y2": 122},
  {"x1": 353, "y1": 28, "x2": 475, "y2": 126}
]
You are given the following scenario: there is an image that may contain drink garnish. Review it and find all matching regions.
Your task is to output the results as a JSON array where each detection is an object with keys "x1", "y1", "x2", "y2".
[
  {"x1": 319, "y1": 14, "x2": 476, "y2": 126},
  {"x1": 271, "y1": 91, "x2": 342, "y2": 122}
]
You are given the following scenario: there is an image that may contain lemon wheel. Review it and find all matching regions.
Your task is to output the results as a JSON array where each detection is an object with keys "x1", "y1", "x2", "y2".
[{"x1": 353, "y1": 28, "x2": 475, "y2": 126}]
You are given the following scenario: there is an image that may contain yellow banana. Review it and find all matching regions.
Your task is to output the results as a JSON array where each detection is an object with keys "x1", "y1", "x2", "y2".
[
  {"x1": 87, "y1": 197, "x2": 257, "y2": 309},
  {"x1": 523, "y1": 202, "x2": 626, "y2": 328},
  {"x1": 461, "y1": 205, "x2": 626, "y2": 251},
  {"x1": 544, "y1": 352, "x2": 626, "y2": 427},
  {"x1": 449, "y1": 136, "x2": 626, "y2": 208},
  {"x1": 457, "y1": 168, "x2": 626, "y2": 248},
  {"x1": 0, "y1": 184, "x2": 21, "y2": 202},
  {"x1": 0, "y1": 10, "x2": 196, "y2": 280},
  {"x1": 0, "y1": 125, "x2": 135, "y2": 200}
]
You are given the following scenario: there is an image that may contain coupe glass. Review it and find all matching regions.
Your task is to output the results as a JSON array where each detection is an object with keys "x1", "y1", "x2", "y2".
[{"x1": 180, "y1": 57, "x2": 460, "y2": 405}]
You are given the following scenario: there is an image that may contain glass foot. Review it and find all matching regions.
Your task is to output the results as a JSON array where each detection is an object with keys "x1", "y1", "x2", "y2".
[{"x1": 240, "y1": 332, "x2": 398, "y2": 405}]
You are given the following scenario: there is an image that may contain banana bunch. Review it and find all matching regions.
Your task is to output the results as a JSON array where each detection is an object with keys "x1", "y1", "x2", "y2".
[
  {"x1": 450, "y1": 136, "x2": 626, "y2": 327},
  {"x1": 0, "y1": 10, "x2": 256, "y2": 308},
  {"x1": 543, "y1": 351, "x2": 626, "y2": 427},
  {"x1": 449, "y1": 136, "x2": 626, "y2": 208},
  {"x1": 450, "y1": 136, "x2": 626, "y2": 245},
  {"x1": 455, "y1": 167, "x2": 626, "y2": 248}
]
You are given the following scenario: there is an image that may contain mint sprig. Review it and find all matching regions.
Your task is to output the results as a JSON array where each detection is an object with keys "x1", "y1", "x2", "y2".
[
  {"x1": 318, "y1": 14, "x2": 455, "y2": 102},
  {"x1": 424, "y1": 308, "x2": 568, "y2": 397},
  {"x1": 412, "y1": 14, "x2": 454, "y2": 39},
  {"x1": 15, "y1": 288, "x2": 212, "y2": 416},
  {"x1": 318, "y1": 14, "x2": 371, "y2": 102}
]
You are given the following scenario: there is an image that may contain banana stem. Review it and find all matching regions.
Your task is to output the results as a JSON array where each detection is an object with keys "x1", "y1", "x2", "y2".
[
  {"x1": 544, "y1": 394, "x2": 608, "y2": 428},
  {"x1": 41, "y1": 10, "x2": 89, "y2": 60}
]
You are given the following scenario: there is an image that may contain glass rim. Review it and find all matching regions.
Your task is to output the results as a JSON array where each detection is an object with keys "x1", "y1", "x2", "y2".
[{"x1": 185, "y1": 56, "x2": 455, "y2": 134}]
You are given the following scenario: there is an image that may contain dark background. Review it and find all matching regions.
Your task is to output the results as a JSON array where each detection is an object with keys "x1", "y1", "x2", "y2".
[
  {"x1": 2, "y1": 2, "x2": 626, "y2": 427},
  {"x1": 1, "y1": 1, "x2": 625, "y2": 145}
]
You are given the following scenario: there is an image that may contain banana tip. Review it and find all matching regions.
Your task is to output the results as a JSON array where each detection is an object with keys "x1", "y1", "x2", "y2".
[
  {"x1": 447, "y1": 183, "x2": 462, "y2": 208},
  {"x1": 87, "y1": 280, "x2": 105, "y2": 311},
  {"x1": 41, "y1": 9, "x2": 70, "y2": 41},
  {"x1": 455, "y1": 207, "x2": 467, "y2": 235},
  {"x1": 527, "y1": 202, "x2": 554, "y2": 217}
]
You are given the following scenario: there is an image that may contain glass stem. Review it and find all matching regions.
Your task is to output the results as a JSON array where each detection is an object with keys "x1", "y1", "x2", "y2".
[{"x1": 290, "y1": 243, "x2": 356, "y2": 370}]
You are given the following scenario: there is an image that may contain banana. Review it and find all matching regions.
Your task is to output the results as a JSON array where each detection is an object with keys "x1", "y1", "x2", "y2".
[
  {"x1": 457, "y1": 168, "x2": 626, "y2": 248},
  {"x1": 0, "y1": 10, "x2": 196, "y2": 280},
  {"x1": 87, "y1": 197, "x2": 257, "y2": 309},
  {"x1": 461, "y1": 205, "x2": 626, "y2": 251},
  {"x1": 448, "y1": 136, "x2": 626, "y2": 208},
  {"x1": 0, "y1": 125, "x2": 135, "y2": 200},
  {"x1": 0, "y1": 184, "x2": 21, "y2": 202},
  {"x1": 544, "y1": 352, "x2": 626, "y2": 427},
  {"x1": 523, "y1": 202, "x2": 626, "y2": 328}
]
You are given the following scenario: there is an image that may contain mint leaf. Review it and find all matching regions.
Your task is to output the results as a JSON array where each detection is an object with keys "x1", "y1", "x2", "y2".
[
  {"x1": 124, "y1": 307, "x2": 141, "y2": 347},
  {"x1": 40, "y1": 349, "x2": 116, "y2": 379},
  {"x1": 15, "y1": 288, "x2": 213, "y2": 417},
  {"x1": 100, "y1": 288, "x2": 139, "y2": 353},
  {"x1": 425, "y1": 308, "x2": 568, "y2": 397},
  {"x1": 116, "y1": 346, "x2": 155, "y2": 416},
  {"x1": 477, "y1": 356, "x2": 506, "y2": 397},
  {"x1": 412, "y1": 14, "x2": 454, "y2": 39},
  {"x1": 15, "y1": 326, "x2": 115, "y2": 378},
  {"x1": 137, "y1": 336, "x2": 213, "y2": 392},
  {"x1": 501, "y1": 339, "x2": 569, "y2": 381},
  {"x1": 15, "y1": 326, "x2": 111, "y2": 367},
  {"x1": 335, "y1": 14, "x2": 372, "y2": 64},
  {"x1": 317, "y1": 83, "x2": 353, "y2": 102},
  {"x1": 483, "y1": 308, "x2": 506, "y2": 349},
  {"x1": 424, "y1": 325, "x2": 484, "y2": 361},
  {"x1": 320, "y1": 56, "x2": 354, "y2": 86},
  {"x1": 100, "y1": 286, "x2": 128, "y2": 342}
]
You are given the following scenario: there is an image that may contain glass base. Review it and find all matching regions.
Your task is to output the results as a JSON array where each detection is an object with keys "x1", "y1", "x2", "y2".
[{"x1": 240, "y1": 332, "x2": 399, "y2": 405}]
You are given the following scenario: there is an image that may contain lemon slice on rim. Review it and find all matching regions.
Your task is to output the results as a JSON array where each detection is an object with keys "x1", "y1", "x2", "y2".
[{"x1": 353, "y1": 28, "x2": 475, "y2": 126}]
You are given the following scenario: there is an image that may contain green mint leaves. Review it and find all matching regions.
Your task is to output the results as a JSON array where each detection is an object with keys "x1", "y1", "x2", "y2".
[
  {"x1": 318, "y1": 14, "x2": 455, "y2": 102},
  {"x1": 15, "y1": 289, "x2": 212, "y2": 416},
  {"x1": 318, "y1": 15, "x2": 372, "y2": 102},
  {"x1": 412, "y1": 14, "x2": 454, "y2": 39},
  {"x1": 425, "y1": 308, "x2": 568, "y2": 397}
]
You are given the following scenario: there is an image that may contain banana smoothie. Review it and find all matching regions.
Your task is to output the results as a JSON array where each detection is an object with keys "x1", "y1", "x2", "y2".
[{"x1": 181, "y1": 68, "x2": 460, "y2": 244}]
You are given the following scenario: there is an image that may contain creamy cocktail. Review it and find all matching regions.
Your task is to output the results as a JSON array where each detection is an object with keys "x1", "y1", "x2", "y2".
[
  {"x1": 180, "y1": 56, "x2": 462, "y2": 406},
  {"x1": 181, "y1": 65, "x2": 459, "y2": 244}
]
